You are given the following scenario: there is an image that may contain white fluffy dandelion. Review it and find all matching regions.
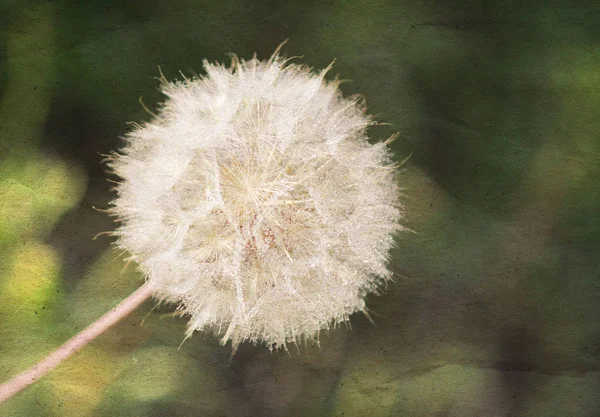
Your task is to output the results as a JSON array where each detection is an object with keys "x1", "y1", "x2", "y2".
[{"x1": 108, "y1": 47, "x2": 403, "y2": 350}]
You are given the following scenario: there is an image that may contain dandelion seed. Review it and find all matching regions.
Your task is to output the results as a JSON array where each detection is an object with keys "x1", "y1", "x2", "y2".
[{"x1": 108, "y1": 46, "x2": 404, "y2": 351}]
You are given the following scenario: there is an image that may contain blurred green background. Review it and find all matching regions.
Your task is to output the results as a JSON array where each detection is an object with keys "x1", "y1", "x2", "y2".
[{"x1": 1, "y1": 0, "x2": 599, "y2": 416}]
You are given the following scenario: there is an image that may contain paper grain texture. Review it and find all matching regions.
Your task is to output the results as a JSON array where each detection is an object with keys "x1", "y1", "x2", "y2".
[{"x1": 0, "y1": 1, "x2": 598, "y2": 416}]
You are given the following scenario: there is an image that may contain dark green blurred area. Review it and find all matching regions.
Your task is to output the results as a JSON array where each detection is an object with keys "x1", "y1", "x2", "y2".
[{"x1": 1, "y1": 0, "x2": 599, "y2": 416}]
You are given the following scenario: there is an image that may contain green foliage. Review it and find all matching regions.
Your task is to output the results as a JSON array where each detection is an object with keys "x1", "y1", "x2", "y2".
[{"x1": 1, "y1": 0, "x2": 599, "y2": 416}]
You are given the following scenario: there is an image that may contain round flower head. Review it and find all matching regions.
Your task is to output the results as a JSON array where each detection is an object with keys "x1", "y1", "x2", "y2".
[{"x1": 109, "y1": 47, "x2": 403, "y2": 351}]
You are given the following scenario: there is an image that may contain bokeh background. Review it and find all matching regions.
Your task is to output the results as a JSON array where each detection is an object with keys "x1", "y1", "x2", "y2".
[{"x1": 1, "y1": 0, "x2": 599, "y2": 416}]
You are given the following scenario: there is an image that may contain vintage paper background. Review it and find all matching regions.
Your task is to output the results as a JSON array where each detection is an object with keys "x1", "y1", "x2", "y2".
[{"x1": 1, "y1": 0, "x2": 599, "y2": 416}]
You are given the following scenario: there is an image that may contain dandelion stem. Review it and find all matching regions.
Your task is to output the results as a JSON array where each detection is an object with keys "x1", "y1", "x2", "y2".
[{"x1": 0, "y1": 283, "x2": 154, "y2": 405}]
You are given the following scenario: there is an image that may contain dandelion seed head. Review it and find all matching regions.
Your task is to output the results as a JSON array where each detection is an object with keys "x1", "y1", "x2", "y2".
[{"x1": 109, "y1": 48, "x2": 404, "y2": 350}]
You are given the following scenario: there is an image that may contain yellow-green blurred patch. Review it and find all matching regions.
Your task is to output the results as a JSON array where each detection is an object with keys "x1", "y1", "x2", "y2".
[
  {"x1": 332, "y1": 357, "x2": 402, "y2": 417},
  {"x1": 46, "y1": 346, "x2": 123, "y2": 417},
  {"x1": 0, "y1": 241, "x2": 62, "y2": 323},
  {"x1": 0, "y1": 152, "x2": 86, "y2": 243}
]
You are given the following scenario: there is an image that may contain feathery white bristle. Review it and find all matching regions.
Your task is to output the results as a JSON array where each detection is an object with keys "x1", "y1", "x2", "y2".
[{"x1": 109, "y1": 49, "x2": 404, "y2": 350}]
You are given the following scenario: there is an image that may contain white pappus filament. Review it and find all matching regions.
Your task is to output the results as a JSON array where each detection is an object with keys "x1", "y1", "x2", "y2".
[{"x1": 108, "y1": 46, "x2": 404, "y2": 351}]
